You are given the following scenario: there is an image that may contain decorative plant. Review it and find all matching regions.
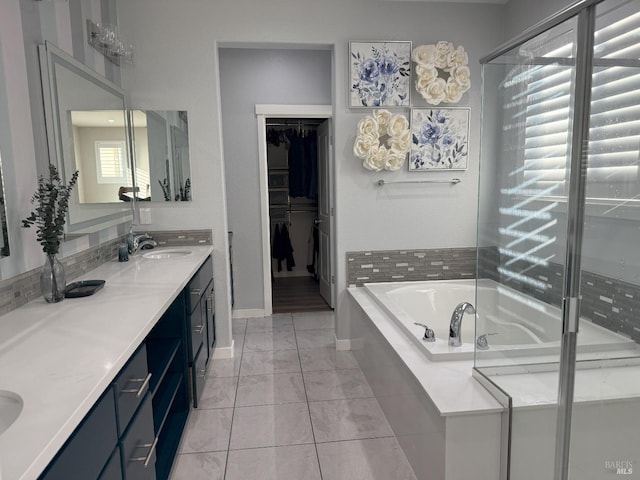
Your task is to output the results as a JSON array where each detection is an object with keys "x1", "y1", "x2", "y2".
[
  {"x1": 22, "y1": 164, "x2": 79, "y2": 256},
  {"x1": 159, "y1": 178, "x2": 171, "y2": 201}
]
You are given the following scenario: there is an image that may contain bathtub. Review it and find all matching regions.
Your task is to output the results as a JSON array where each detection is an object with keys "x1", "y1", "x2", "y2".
[{"x1": 363, "y1": 279, "x2": 636, "y2": 361}]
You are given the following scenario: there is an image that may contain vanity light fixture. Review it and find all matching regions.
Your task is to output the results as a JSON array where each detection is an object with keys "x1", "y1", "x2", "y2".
[{"x1": 86, "y1": 20, "x2": 133, "y2": 65}]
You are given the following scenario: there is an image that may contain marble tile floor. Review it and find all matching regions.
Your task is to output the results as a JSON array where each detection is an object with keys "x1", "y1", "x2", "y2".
[{"x1": 170, "y1": 311, "x2": 418, "y2": 480}]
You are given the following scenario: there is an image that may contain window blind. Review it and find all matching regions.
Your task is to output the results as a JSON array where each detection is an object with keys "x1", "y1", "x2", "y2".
[
  {"x1": 521, "y1": 8, "x2": 640, "y2": 202},
  {"x1": 96, "y1": 141, "x2": 126, "y2": 183}
]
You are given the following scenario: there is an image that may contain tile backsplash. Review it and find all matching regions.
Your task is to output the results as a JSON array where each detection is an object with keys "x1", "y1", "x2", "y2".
[
  {"x1": 349, "y1": 246, "x2": 640, "y2": 344},
  {"x1": 347, "y1": 247, "x2": 477, "y2": 287},
  {"x1": 0, "y1": 229, "x2": 213, "y2": 317}
]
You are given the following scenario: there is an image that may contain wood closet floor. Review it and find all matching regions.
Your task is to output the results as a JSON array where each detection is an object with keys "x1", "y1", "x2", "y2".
[{"x1": 272, "y1": 276, "x2": 331, "y2": 313}]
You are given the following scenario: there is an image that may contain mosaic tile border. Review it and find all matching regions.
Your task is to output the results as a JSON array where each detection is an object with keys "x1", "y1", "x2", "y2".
[
  {"x1": 0, "y1": 229, "x2": 213, "y2": 317},
  {"x1": 134, "y1": 229, "x2": 213, "y2": 247},
  {"x1": 347, "y1": 247, "x2": 477, "y2": 287},
  {"x1": 0, "y1": 239, "x2": 120, "y2": 316},
  {"x1": 349, "y1": 246, "x2": 640, "y2": 345},
  {"x1": 478, "y1": 249, "x2": 640, "y2": 344}
]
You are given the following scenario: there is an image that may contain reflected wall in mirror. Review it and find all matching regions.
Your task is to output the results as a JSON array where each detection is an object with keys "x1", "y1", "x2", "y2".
[
  {"x1": 0, "y1": 42, "x2": 10, "y2": 257},
  {"x1": 39, "y1": 42, "x2": 133, "y2": 235},
  {"x1": 0, "y1": 156, "x2": 9, "y2": 257},
  {"x1": 131, "y1": 110, "x2": 191, "y2": 202}
]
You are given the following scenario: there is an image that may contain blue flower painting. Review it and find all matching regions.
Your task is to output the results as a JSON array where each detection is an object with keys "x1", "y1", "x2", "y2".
[
  {"x1": 410, "y1": 108, "x2": 470, "y2": 170},
  {"x1": 350, "y1": 42, "x2": 411, "y2": 107}
]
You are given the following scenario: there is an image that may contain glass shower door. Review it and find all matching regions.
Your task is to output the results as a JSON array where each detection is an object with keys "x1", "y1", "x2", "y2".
[
  {"x1": 476, "y1": 16, "x2": 579, "y2": 479},
  {"x1": 568, "y1": 1, "x2": 640, "y2": 478}
]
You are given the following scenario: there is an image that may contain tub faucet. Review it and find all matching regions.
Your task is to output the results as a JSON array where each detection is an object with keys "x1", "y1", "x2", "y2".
[{"x1": 449, "y1": 302, "x2": 475, "y2": 347}]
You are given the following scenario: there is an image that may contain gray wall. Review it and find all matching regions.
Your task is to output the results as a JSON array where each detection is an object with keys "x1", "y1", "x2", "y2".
[
  {"x1": 117, "y1": 0, "x2": 506, "y2": 339},
  {"x1": 219, "y1": 48, "x2": 332, "y2": 310},
  {"x1": 504, "y1": 0, "x2": 576, "y2": 38},
  {"x1": 0, "y1": 0, "x2": 121, "y2": 281}
]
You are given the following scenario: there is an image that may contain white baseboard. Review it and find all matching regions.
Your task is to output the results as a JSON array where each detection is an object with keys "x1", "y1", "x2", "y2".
[
  {"x1": 232, "y1": 308, "x2": 266, "y2": 319},
  {"x1": 335, "y1": 335, "x2": 351, "y2": 351},
  {"x1": 212, "y1": 340, "x2": 235, "y2": 359}
]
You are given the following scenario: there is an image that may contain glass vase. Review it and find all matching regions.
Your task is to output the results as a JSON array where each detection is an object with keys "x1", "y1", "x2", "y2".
[{"x1": 41, "y1": 254, "x2": 66, "y2": 303}]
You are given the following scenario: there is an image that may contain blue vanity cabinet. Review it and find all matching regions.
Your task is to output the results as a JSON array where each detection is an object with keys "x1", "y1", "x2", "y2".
[
  {"x1": 39, "y1": 387, "x2": 119, "y2": 480},
  {"x1": 120, "y1": 394, "x2": 156, "y2": 480},
  {"x1": 145, "y1": 292, "x2": 190, "y2": 480},
  {"x1": 114, "y1": 344, "x2": 151, "y2": 436},
  {"x1": 99, "y1": 447, "x2": 123, "y2": 480},
  {"x1": 185, "y1": 256, "x2": 213, "y2": 407}
]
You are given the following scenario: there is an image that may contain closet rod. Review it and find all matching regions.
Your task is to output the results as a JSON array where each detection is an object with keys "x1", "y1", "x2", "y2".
[
  {"x1": 266, "y1": 122, "x2": 320, "y2": 127},
  {"x1": 376, "y1": 178, "x2": 461, "y2": 186}
]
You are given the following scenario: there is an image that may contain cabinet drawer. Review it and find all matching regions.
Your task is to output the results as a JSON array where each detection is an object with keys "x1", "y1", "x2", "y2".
[
  {"x1": 98, "y1": 446, "x2": 123, "y2": 480},
  {"x1": 40, "y1": 388, "x2": 117, "y2": 480},
  {"x1": 187, "y1": 299, "x2": 205, "y2": 361},
  {"x1": 186, "y1": 257, "x2": 213, "y2": 314},
  {"x1": 114, "y1": 344, "x2": 151, "y2": 436},
  {"x1": 191, "y1": 344, "x2": 207, "y2": 408},
  {"x1": 205, "y1": 285, "x2": 215, "y2": 352},
  {"x1": 121, "y1": 394, "x2": 157, "y2": 480}
]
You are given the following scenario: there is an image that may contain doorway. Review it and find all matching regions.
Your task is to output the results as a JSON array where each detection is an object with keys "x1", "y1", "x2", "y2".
[{"x1": 256, "y1": 105, "x2": 334, "y2": 316}]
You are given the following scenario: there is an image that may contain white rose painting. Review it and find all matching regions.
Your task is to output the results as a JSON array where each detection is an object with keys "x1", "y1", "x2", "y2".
[
  {"x1": 411, "y1": 42, "x2": 471, "y2": 105},
  {"x1": 410, "y1": 108, "x2": 470, "y2": 171},
  {"x1": 350, "y1": 41, "x2": 411, "y2": 107}
]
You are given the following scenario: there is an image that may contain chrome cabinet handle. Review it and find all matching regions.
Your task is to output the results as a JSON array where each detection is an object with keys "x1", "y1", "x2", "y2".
[
  {"x1": 196, "y1": 369, "x2": 206, "y2": 379},
  {"x1": 193, "y1": 323, "x2": 205, "y2": 335},
  {"x1": 190, "y1": 288, "x2": 202, "y2": 295},
  {"x1": 121, "y1": 373, "x2": 152, "y2": 397},
  {"x1": 130, "y1": 436, "x2": 158, "y2": 467}
]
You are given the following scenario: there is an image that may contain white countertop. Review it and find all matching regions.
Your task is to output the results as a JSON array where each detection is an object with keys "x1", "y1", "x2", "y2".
[
  {"x1": 0, "y1": 246, "x2": 213, "y2": 480},
  {"x1": 348, "y1": 287, "x2": 503, "y2": 417}
]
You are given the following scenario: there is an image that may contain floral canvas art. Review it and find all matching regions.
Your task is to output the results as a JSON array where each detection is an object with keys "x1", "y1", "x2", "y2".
[
  {"x1": 350, "y1": 41, "x2": 411, "y2": 107},
  {"x1": 410, "y1": 108, "x2": 470, "y2": 170}
]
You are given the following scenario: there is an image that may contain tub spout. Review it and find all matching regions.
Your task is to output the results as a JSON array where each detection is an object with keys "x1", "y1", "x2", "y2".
[{"x1": 448, "y1": 302, "x2": 475, "y2": 347}]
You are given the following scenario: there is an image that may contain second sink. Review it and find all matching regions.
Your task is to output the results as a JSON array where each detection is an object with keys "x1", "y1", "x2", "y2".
[{"x1": 0, "y1": 390, "x2": 23, "y2": 436}]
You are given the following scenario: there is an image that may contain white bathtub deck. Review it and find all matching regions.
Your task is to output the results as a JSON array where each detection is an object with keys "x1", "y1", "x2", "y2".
[{"x1": 348, "y1": 287, "x2": 503, "y2": 416}]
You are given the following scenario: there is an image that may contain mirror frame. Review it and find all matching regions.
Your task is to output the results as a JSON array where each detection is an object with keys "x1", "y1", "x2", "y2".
[{"x1": 39, "y1": 41, "x2": 133, "y2": 235}]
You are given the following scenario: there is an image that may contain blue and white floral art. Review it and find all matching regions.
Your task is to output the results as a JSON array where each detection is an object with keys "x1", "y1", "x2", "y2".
[
  {"x1": 410, "y1": 108, "x2": 469, "y2": 170},
  {"x1": 350, "y1": 41, "x2": 411, "y2": 107}
]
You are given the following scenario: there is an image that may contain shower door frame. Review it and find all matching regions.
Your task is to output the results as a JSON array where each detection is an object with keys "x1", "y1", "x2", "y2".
[{"x1": 479, "y1": 1, "x2": 610, "y2": 479}]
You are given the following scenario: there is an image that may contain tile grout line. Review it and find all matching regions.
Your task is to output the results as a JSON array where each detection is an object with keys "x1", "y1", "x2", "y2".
[
  {"x1": 222, "y1": 319, "x2": 247, "y2": 479},
  {"x1": 293, "y1": 316, "x2": 326, "y2": 480}
]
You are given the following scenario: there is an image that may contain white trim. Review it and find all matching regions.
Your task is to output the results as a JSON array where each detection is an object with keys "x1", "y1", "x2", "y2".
[
  {"x1": 335, "y1": 335, "x2": 352, "y2": 351},
  {"x1": 212, "y1": 340, "x2": 235, "y2": 359},
  {"x1": 232, "y1": 308, "x2": 266, "y2": 319},
  {"x1": 255, "y1": 104, "x2": 333, "y2": 317},
  {"x1": 255, "y1": 104, "x2": 332, "y2": 117}
]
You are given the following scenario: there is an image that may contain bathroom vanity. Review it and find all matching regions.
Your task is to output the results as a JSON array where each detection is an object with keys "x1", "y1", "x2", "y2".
[{"x1": 0, "y1": 246, "x2": 214, "y2": 480}]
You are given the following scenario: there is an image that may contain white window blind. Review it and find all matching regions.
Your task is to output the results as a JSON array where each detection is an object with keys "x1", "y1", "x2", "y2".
[
  {"x1": 521, "y1": 7, "x2": 640, "y2": 203},
  {"x1": 96, "y1": 141, "x2": 126, "y2": 184}
]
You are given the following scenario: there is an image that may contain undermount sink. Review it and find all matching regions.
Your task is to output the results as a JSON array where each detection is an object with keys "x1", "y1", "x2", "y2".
[
  {"x1": 0, "y1": 390, "x2": 23, "y2": 436},
  {"x1": 142, "y1": 249, "x2": 192, "y2": 260}
]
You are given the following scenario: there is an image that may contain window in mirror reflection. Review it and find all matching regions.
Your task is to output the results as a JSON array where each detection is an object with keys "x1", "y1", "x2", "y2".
[
  {"x1": 70, "y1": 110, "x2": 137, "y2": 203},
  {"x1": 131, "y1": 110, "x2": 191, "y2": 202}
]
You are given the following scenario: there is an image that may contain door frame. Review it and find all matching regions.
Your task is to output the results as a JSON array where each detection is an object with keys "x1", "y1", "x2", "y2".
[{"x1": 255, "y1": 104, "x2": 333, "y2": 316}]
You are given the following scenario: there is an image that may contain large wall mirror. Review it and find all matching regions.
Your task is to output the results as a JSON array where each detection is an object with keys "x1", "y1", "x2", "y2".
[
  {"x1": 0, "y1": 40, "x2": 11, "y2": 258},
  {"x1": 39, "y1": 42, "x2": 133, "y2": 234},
  {"x1": 130, "y1": 110, "x2": 191, "y2": 202}
]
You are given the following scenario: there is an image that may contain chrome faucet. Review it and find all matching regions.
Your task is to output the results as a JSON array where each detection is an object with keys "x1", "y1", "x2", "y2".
[
  {"x1": 448, "y1": 302, "x2": 475, "y2": 347},
  {"x1": 131, "y1": 233, "x2": 157, "y2": 254}
]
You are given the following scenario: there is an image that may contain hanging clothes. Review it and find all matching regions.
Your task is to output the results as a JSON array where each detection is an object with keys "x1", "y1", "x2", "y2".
[
  {"x1": 272, "y1": 222, "x2": 295, "y2": 272},
  {"x1": 287, "y1": 130, "x2": 307, "y2": 198},
  {"x1": 280, "y1": 224, "x2": 295, "y2": 271},
  {"x1": 306, "y1": 220, "x2": 319, "y2": 280},
  {"x1": 305, "y1": 133, "x2": 318, "y2": 200}
]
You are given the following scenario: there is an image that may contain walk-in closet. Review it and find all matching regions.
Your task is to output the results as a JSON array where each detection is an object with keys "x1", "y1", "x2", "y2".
[{"x1": 266, "y1": 118, "x2": 331, "y2": 313}]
